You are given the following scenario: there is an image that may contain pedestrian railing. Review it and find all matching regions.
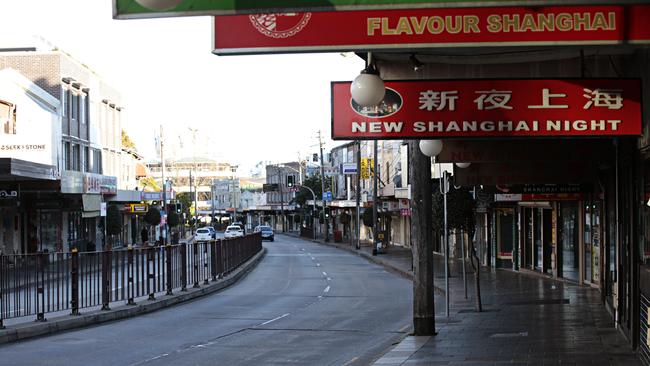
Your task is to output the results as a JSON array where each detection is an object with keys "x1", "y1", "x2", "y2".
[{"x1": 0, "y1": 233, "x2": 262, "y2": 327}]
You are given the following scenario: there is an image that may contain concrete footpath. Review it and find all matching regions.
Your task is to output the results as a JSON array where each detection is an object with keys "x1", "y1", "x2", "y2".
[
  {"x1": 0, "y1": 247, "x2": 266, "y2": 344},
  {"x1": 281, "y1": 233, "x2": 641, "y2": 366}
]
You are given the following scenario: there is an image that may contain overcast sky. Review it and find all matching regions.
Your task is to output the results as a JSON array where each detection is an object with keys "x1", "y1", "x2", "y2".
[{"x1": 4, "y1": 0, "x2": 364, "y2": 176}]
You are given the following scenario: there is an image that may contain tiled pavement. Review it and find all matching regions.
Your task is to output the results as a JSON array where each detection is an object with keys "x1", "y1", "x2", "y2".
[
  {"x1": 372, "y1": 249, "x2": 640, "y2": 365},
  {"x1": 287, "y1": 235, "x2": 641, "y2": 366}
]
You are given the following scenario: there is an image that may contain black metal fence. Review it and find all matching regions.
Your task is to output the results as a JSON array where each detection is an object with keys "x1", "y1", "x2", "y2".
[{"x1": 0, "y1": 233, "x2": 262, "y2": 327}]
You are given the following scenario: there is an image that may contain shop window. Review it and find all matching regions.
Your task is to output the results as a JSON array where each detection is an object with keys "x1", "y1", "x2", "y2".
[{"x1": 0, "y1": 100, "x2": 16, "y2": 135}]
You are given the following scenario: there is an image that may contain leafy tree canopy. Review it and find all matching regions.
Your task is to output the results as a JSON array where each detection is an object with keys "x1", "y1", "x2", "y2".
[{"x1": 144, "y1": 207, "x2": 161, "y2": 226}]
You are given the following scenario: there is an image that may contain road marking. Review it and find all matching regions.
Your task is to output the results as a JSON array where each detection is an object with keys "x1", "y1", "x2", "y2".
[
  {"x1": 327, "y1": 277, "x2": 332, "y2": 281},
  {"x1": 322, "y1": 272, "x2": 327, "y2": 276},
  {"x1": 324, "y1": 286, "x2": 330, "y2": 293},
  {"x1": 311, "y1": 257, "x2": 315, "y2": 260},
  {"x1": 316, "y1": 263, "x2": 321, "y2": 267},
  {"x1": 399, "y1": 324, "x2": 410, "y2": 332},
  {"x1": 260, "y1": 313, "x2": 290, "y2": 326},
  {"x1": 342, "y1": 357, "x2": 359, "y2": 366}
]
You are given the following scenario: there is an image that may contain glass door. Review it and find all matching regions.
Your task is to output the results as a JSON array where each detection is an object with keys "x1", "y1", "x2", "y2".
[{"x1": 560, "y1": 202, "x2": 580, "y2": 282}]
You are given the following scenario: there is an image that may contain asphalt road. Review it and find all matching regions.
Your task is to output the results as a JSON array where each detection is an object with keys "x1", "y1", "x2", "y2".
[{"x1": 0, "y1": 234, "x2": 413, "y2": 366}]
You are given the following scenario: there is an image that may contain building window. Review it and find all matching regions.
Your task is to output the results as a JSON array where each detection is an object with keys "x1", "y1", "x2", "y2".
[
  {"x1": 72, "y1": 144, "x2": 80, "y2": 171},
  {"x1": 83, "y1": 146, "x2": 90, "y2": 172},
  {"x1": 0, "y1": 101, "x2": 16, "y2": 135},
  {"x1": 64, "y1": 142, "x2": 71, "y2": 170}
]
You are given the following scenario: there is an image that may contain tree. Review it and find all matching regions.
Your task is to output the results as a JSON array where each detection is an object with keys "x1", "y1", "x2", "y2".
[
  {"x1": 139, "y1": 176, "x2": 160, "y2": 191},
  {"x1": 121, "y1": 130, "x2": 137, "y2": 152},
  {"x1": 144, "y1": 207, "x2": 161, "y2": 244},
  {"x1": 294, "y1": 174, "x2": 323, "y2": 206},
  {"x1": 106, "y1": 205, "x2": 122, "y2": 249},
  {"x1": 432, "y1": 185, "x2": 482, "y2": 312},
  {"x1": 167, "y1": 210, "x2": 180, "y2": 228}
]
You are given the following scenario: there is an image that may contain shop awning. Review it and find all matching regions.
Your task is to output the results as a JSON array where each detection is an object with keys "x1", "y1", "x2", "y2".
[
  {"x1": 0, "y1": 158, "x2": 58, "y2": 181},
  {"x1": 82, "y1": 194, "x2": 101, "y2": 218}
]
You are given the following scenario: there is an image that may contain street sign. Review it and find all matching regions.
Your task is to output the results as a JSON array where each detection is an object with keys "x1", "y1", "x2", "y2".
[
  {"x1": 360, "y1": 158, "x2": 374, "y2": 179},
  {"x1": 341, "y1": 163, "x2": 357, "y2": 175},
  {"x1": 213, "y1": 5, "x2": 650, "y2": 55},
  {"x1": 332, "y1": 78, "x2": 642, "y2": 140},
  {"x1": 263, "y1": 183, "x2": 279, "y2": 192},
  {"x1": 323, "y1": 191, "x2": 333, "y2": 202}
]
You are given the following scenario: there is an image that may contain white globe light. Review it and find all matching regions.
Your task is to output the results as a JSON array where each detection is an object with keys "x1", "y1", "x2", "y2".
[
  {"x1": 350, "y1": 70, "x2": 385, "y2": 107},
  {"x1": 419, "y1": 140, "x2": 443, "y2": 157},
  {"x1": 135, "y1": 0, "x2": 183, "y2": 10},
  {"x1": 455, "y1": 162, "x2": 472, "y2": 169}
]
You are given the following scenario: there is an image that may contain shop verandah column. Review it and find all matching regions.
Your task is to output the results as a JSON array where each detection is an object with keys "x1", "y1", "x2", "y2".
[{"x1": 409, "y1": 140, "x2": 435, "y2": 335}]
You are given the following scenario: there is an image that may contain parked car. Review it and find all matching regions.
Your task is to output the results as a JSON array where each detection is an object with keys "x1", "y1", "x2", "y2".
[
  {"x1": 194, "y1": 228, "x2": 212, "y2": 241},
  {"x1": 232, "y1": 221, "x2": 245, "y2": 234},
  {"x1": 254, "y1": 225, "x2": 274, "y2": 241},
  {"x1": 224, "y1": 225, "x2": 244, "y2": 238},
  {"x1": 207, "y1": 226, "x2": 216, "y2": 239}
]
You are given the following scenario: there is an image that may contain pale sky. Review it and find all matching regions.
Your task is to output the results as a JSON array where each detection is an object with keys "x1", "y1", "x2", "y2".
[{"x1": 4, "y1": 0, "x2": 364, "y2": 176}]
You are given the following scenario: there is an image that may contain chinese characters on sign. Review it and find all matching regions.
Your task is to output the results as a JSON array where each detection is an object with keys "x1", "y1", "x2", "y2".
[{"x1": 331, "y1": 79, "x2": 641, "y2": 140}]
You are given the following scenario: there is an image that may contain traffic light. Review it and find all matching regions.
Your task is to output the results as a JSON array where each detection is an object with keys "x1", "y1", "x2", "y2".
[
  {"x1": 287, "y1": 175, "x2": 295, "y2": 187},
  {"x1": 175, "y1": 202, "x2": 182, "y2": 213},
  {"x1": 324, "y1": 207, "x2": 331, "y2": 219}
]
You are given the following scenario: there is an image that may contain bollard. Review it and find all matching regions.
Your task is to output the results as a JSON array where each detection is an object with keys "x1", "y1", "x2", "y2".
[
  {"x1": 147, "y1": 247, "x2": 155, "y2": 300},
  {"x1": 101, "y1": 250, "x2": 112, "y2": 310},
  {"x1": 203, "y1": 242, "x2": 209, "y2": 285},
  {"x1": 36, "y1": 252, "x2": 47, "y2": 322},
  {"x1": 216, "y1": 239, "x2": 223, "y2": 278},
  {"x1": 127, "y1": 245, "x2": 135, "y2": 305},
  {"x1": 181, "y1": 243, "x2": 188, "y2": 291},
  {"x1": 71, "y1": 249, "x2": 80, "y2": 315},
  {"x1": 166, "y1": 245, "x2": 173, "y2": 296},
  {"x1": 210, "y1": 240, "x2": 217, "y2": 281},
  {"x1": 193, "y1": 241, "x2": 200, "y2": 288}
]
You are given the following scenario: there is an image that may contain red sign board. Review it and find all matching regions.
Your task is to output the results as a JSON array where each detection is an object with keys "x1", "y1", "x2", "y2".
[
  {"x1": 213, "y1": 5, "x2": 650, "y2": 55},
  {"x1": 331, "y1": 78, "x2": 641, "y2": 140}
]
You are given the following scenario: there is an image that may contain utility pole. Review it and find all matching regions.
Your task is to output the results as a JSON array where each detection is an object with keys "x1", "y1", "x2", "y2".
[
  {"x1": 409, "y1": 140, "x2": 435, "y2": 335},
  {"x1": 189, "y1": 169, "x2": 194, "y2": 235},
  {"x1": 372, "y1": 140, "x2": 378, "y2": 255},
  {"x1": 211, "y1": 178, "x2": 215, "y2": 228},
  {"x1": 278, "y1": 166, "x2": 285, "y2": 232},
  {"x1": 160, "y1": 125, "x2": 167, "y2": 245},
  {"x1": 356, "y1": 141, "x2": 361, "y2": 250},
  {"x1": 318, "y1": 131, "x2": 328, "y2": 242}
]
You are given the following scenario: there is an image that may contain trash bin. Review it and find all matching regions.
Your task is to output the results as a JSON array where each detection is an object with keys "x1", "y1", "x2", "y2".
[{"x1": 334, "y1": 230, "x2": 343, "y2": 243}]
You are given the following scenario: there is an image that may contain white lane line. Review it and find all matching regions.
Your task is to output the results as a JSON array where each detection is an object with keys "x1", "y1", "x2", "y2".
[
  {"x1": 311, "y1": 257, "x2": 315, "y2": 260},
  {"x1": 342, "y1": 357, "x2": 359, "y2": 366},
  {"x1": 260, "y1": 313, "x2": 290, "y2": 326},
  {"x1": 322, "y1": 272, "x2": 327, "y2": 276},
  {"x1": 316, "y1": 263, "x2": 321, "y2": 267},
  {"x1": 324, "y1": 286, "x2": 331, "y2": 293},
  {"x1": 327, "y1": 277, "x2": 332, "y2": 281}
]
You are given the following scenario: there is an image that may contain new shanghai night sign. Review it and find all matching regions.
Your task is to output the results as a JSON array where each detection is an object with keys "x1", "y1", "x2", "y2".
[{"x1": 331, "y1": 79, "x2": 642, "y2": 140}]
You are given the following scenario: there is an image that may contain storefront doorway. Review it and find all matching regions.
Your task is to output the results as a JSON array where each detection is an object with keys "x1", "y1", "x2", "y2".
[
  {"x1": 495, "y1": 208, "x2": 515, "y2": 268},
  {"x1": 521, "y1": 205, "x2": 553, "y2": 275},
  {"x1": 584, "y1": 200, "x2": 602, "y2": 287},
  {"x1": 559, "y1": 202, "x2": 580, "y2": 282}
]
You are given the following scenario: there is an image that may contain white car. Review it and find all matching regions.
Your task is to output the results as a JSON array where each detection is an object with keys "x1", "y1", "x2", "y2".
[
  {"x1": 194, "y1": 228, "x2": 212, "y2": 241},
  {"x1": 224, "y1": 225, "x2": 244, "y2": 238}
]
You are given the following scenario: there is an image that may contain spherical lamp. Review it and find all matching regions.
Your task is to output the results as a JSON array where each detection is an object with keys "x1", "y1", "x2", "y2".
[
  {"x1": 135, "y1": 0, "x2": 183, "y2": 10},
  {"x1": 455, "y1": 162, "x2": 472, "y2": 169},
  {"x1": 350, "y1": 66, "x2": 385, "y2": 107},
  {"x1": 419, "y1": 140, "x2": 443, "y2": 157}
]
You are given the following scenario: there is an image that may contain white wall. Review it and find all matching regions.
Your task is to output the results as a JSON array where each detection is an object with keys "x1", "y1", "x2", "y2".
[{"x1": 0, "y1": 69, "x2": 60, "y2": 169}]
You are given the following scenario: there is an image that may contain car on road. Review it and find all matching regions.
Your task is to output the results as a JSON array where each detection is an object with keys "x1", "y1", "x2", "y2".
[
  {"x1": 224, "y1": 225, "x2": 244, "y2": 238},
  {"x1": 254, "y1": 225, "x2": 274, "y2": 241},
  {"x1": 207, "y1": 226, "x2": 216, "y2": 239},
  {"x1": 194, "y1": 228, "x2": 212, "y2": 241}
]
